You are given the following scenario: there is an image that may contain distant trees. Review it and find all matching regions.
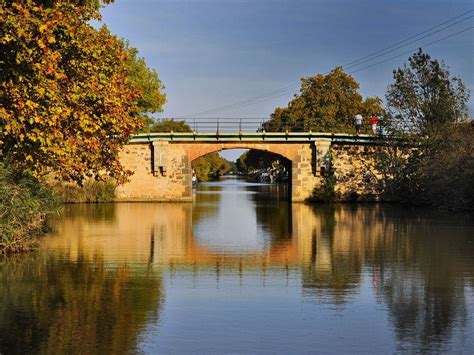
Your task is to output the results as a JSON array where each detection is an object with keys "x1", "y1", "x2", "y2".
[
  {"x1": 262, "y1": 67, "x2": 384, "y2": 133},
  {"x1": 192, "y1": 153, "x2": 234, "y2": 181},
  {"x1": 143, "y1": 118, "x2": 193, "y2": 133},
  {"x1": 236, "y1": 150, "x2": 290, "y2": 174}
]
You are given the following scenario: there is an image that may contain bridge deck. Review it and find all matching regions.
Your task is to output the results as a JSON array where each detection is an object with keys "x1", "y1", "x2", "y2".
[{"x1": 130, "y1": 131, "x2": 383, "y2": 144}]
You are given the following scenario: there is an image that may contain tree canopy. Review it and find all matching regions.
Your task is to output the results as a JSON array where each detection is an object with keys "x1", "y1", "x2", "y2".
[
  {"x1": 0, "y1": 1, "x2": 164, "y2": 184},
  {"x1": 192, "y1": 153, "x2": 234, "y2": 181},
  {"x1": 262, "y1": 67, "x2": 384, "y2": 133},
  {"x1": 125, "y1": 44, "x2": 166, "y2": 118},
  {"x1": 143, "y1": 118, "x2": 192, "y2": 133},
  {"x1": 379, "y1": 50, "x2": 472, "y2": 210},
  {"x1": 385, "y1": 48, "x2": 469, "y2": 135}
]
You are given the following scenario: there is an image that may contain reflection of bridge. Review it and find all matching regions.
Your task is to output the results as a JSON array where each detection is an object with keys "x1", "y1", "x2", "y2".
[
  {"x1": 44, "y1": 203, "x2": 329, "y2": 269},
  {"x1": 116, "y1": 132, "x2": 384, "y2": 202}
]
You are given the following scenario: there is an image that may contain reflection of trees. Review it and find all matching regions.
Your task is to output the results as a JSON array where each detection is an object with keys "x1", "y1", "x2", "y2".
[
  {"x1": 371, "y1": 212, "x2": 474, "y2": 352},
  {"x1": 0, "y1": 254, "x2": 163, "y2": 354},
  {"x1": 58, "y1": 203, "x2": 116, "y2": 222},
  {"x1": 300, "y1": 205, "x2": 362, "y2": 304},
  {"x1": 298, "y1": 204, "x2": 474, "y2": 350},
  {"x1": 254, "y1": 199, "x2": 291, "y2": 241}
]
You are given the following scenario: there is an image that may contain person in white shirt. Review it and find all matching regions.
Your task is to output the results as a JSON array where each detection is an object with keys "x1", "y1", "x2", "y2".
[{"x1": 354, "y1": 114, "x2": 363, "y2": 134}]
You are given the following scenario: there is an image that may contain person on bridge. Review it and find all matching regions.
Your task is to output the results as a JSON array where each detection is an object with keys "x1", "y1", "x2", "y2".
[
  {"x1": 371, "y1": 114, "x2": 378, "y2": 135},
  {"x1": 354, "y1": 114, "x2": 363, "y2": 134}
]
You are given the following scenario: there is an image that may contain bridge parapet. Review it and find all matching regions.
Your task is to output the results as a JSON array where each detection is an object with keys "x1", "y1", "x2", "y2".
[{"x1": 130, "y1": 131, "x2": 383, "y2": 144}]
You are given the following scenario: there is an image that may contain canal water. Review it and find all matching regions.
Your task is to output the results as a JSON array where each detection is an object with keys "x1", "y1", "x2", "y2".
[{"x1": 1, "y1": 176, "x2": 473, "y2": 353}]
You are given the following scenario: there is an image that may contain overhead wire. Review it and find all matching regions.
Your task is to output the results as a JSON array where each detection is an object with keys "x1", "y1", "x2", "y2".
[
  {"x1": 178, "y1": 10, "x2": 474, "y2": 118},
  {"x1": 343, "y1": 9, "x2": 473, "y2": 67}
]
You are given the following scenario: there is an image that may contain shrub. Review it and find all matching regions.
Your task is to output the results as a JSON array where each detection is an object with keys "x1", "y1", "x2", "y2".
[{"x1": 0, "y1": 163, "x2": 59, "y2": 254}]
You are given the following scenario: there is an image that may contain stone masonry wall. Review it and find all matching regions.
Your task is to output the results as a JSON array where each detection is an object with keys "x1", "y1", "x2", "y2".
[
  {"x1": 115, "y1": 141, "x2": 385, "y2": 202},
  {"x1": 116, "y1": 141, "x2": 321, "y2": 202},
  {"x1": 115, "y1": 142, "x2": 192, "y2": 201},
  {"x1": 330, "y1": 144, "x2": 384, "y2": 201}
]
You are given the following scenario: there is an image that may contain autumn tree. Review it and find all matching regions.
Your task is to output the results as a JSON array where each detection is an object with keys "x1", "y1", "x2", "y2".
[
  {"x1": 263, "y1": 67, "x2": 384, "y2": 133},
  {"x1": 0, "y1": 1, "x2": 155, "y2": 183}
]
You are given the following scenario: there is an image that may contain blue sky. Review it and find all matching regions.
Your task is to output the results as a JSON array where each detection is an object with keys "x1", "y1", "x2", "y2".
[{"x1": 100, "y1": 0, "x2": 473, "y2": 160}]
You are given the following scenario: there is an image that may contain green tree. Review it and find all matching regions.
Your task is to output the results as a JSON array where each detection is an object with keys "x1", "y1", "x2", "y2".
[
  {"x1": 236, "y1": 150, "x2": 290, "y2": 174},
  {"x1": 192, "y1": 153, "x2": 234, "y2": 181},
  {"x1": 385, "y1": 49, "x2": 469, "y2": 135},
  {"x1": 379, "y1": 50, "x2": 472, "y2": 210},
  {"x1": 263, "y1": 67, "x2": 384, "y2": 133},
  {"x1": 147, "y1": 118, "x2": 193, "y2": 133},
  {"x1": 0, "y1": 1, "x2": 145, "y2": 183},
  {"x1": 125, "y1": 44, "x2": 166, "y2": 128}
]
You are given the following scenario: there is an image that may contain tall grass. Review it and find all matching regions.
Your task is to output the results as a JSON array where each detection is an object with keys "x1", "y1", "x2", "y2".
[
  {"x1": 50, "y1": 179, "x2": 116, "y2": 203},
  {"x1": 0, "y1": 163, "x2": 60, "y2": 254}
]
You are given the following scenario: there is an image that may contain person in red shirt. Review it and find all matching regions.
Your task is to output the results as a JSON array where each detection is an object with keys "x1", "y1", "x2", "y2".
[{"x1": 371, "y1": 114, "x2": 378, "y2": 135}]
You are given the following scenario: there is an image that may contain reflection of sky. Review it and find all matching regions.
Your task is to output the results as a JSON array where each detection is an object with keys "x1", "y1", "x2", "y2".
[
  {"x1": 193, "y1": 181, "x2": 271, "y2": 253},
  {"x1": 139, "y1": 272, "x2": 397, "y2": 354}
]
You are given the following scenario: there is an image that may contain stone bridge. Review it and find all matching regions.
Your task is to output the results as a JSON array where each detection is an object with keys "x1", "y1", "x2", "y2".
[{"x1": 116, "y1": 132, "x2": 384, "y2": 202}]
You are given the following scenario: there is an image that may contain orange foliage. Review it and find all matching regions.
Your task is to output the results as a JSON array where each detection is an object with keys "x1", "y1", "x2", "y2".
[{"x1": 0, "y1": 1, "x2": 144, "y2": 183}]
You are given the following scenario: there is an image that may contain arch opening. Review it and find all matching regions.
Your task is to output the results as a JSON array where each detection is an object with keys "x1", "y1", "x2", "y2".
[{"x1": 190, "y1": 147, "x2": 292, "y2": 200}]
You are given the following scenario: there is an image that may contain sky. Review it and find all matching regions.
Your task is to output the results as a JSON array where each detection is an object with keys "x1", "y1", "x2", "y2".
[{"x1": 100, "y1": 0, "x2": 473, "y2": 160}]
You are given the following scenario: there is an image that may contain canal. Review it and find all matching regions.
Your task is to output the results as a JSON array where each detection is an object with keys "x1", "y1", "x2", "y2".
[{"x1": 1, "y1": 176, "x2": 473, "y2": 353}]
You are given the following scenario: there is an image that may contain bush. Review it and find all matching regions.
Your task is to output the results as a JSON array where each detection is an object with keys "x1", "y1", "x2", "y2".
[
  {"x1": 0, "y1": 163, "x2": 59, "y2": 254},
  {"x1": 50, "y1": 179, "x2": 116, "y2": 203},
  {"x1": 377, "y1": 122, "x2": 474, "y2": 210}
]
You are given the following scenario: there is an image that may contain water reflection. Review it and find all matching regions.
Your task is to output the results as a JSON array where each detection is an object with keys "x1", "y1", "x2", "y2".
[
  {"x1": 0, "y1": 255, "x2": 162, "y2": 354},
  {"x1": 0, "y1": 177, "x2": 473, "y2": 353}
]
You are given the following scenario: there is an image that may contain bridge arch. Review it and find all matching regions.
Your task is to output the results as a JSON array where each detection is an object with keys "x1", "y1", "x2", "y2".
[{"x1": 181, "y1": 142, "x2": 302, "y2": 162}]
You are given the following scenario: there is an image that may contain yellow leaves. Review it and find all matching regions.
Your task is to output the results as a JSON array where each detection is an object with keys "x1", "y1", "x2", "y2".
[
  {"x1": 2, "y1": 34, "x2": 14, "y2": 43},
  {"x1": 25, "y1": 100, "x2": 39, "y2": 109},
  {"x1": 37, "y1": 39, "x2": 46, "y2": 49},
  {"x1": 1, "y1": 1, "x2": 141, "y2": 184}
]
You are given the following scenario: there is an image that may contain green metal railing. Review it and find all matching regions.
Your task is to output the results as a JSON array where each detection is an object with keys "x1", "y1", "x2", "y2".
[{"x1": 130, "y1": 131, "x2": 384, "y2": 144}]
